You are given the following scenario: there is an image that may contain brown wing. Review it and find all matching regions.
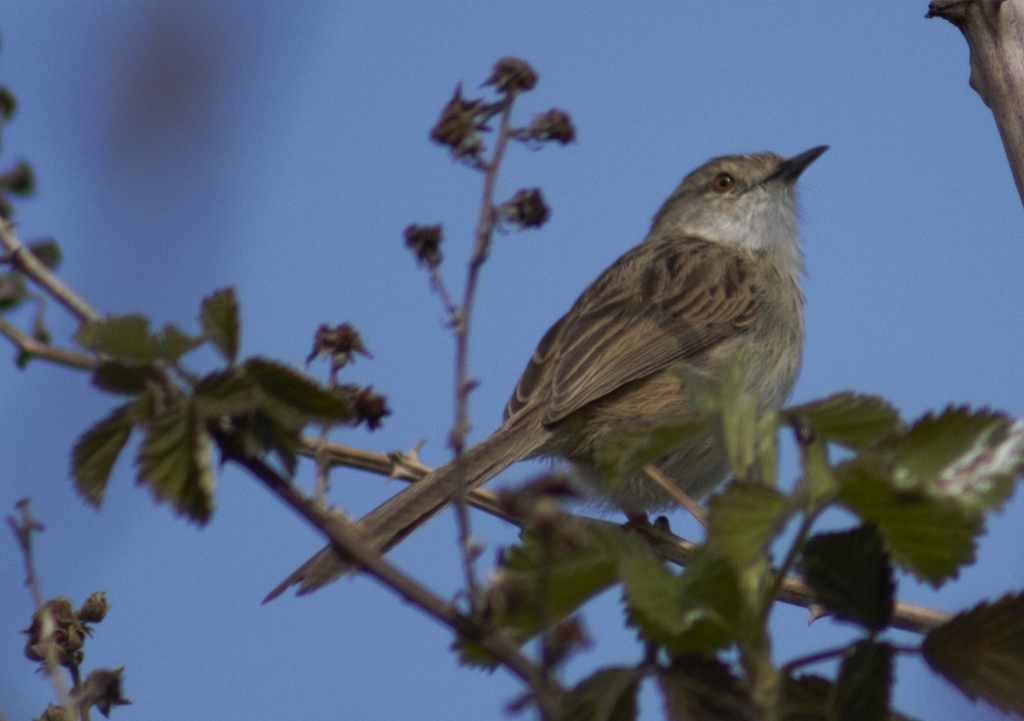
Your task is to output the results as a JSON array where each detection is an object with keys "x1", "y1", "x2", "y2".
[{"x1": 505, "y1": 235, "x2": 762, "y2": 425}]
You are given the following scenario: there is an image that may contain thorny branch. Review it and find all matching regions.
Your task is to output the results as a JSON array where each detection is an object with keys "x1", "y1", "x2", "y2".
[
  {"x1": 214, "y1": 431, "x2": 564, "y2": 717},
  {"x1": 298, "y1": 436, "x2": 953, "y2": 635}
]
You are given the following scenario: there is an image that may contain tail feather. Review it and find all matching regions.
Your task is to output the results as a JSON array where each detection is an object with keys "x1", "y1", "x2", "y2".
[{"x1": 264, "y1": 414, "x2": 547, "y2": 602}]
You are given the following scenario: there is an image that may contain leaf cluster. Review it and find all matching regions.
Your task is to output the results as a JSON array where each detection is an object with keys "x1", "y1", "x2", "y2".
[
  {"x1": 70, "y1": 288, "x2": 388, "y2": 524},
  {"x1": 475, "y1": 350, "x2": 1024, "y2": 719}
]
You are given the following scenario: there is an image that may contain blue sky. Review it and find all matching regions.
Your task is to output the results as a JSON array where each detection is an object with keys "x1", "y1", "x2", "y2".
[{"x1": 1, "y1": 2, "x2": 1022, "y2": 720}]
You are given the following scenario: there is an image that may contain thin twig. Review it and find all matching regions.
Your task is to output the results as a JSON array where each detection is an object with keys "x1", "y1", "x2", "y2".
[
  {"x1": 643, "y1": 464, "x2": 708, "y2": 527},
  {"x1": 7, "y1": 500, "x2": 77, "y2": 716},
  {"x1": 299, "y1": 436, "x2": 952, "y2": 635},
  {"x1": 0, "y1": 220, "x2": 100, "y2": 324},
  {"x1": 214, "y1": 431, "x2": 562, "y2": 713},
  {"x1": 447, "y1": 95, "x2": 518, "y2": 610},
  {"x1": 0, "y1": 316, "x2": 98, "y2": 370}
]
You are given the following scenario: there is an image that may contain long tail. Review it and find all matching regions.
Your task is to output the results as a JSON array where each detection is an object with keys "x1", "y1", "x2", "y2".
[{"x1": 264, "y1": 413, "x2": 547, "y2": 601}]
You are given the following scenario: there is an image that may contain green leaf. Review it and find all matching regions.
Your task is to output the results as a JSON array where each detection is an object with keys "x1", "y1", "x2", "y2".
[
  {"x1": 718, "y1": 349, "x2": 760, "y2": 481},
  {"x1": 830, "y1": 640, "x2": 894, "y2": 721},
  {"x1": 192, "y1": 370, "x2": 260, "y2": 418},
  {"x1": 27, "y1": 239, "x2": 61, "y2": 270},
  {"x1": 596, "y1": 418, "x2": 705, "y2": 485},
  {"x1": 245, "y1": 357, "x2": 354, "y2": 424},
  {"x1": 622, "y1": 545, "x2": 745, "y2": 655},
  {"x1": 91, "y1": 361, "x2": 149, "y2": 396},
  {"x1": 707, "y1": 481, "x2": 791, "y2": 569},
  {"x1": 887, "y1": 406, "x2": 1024, "y2": 515},
  {"x1": 75, "y1": 315, "x2": 161, "y2": 364},
  {"x1": 793, "y1": 437, "x2": 839, "y2": 514},
  {"x1": 837, "y1": 462, "x2": 980, "y2": 586},
  {"x1": 785, "y1": 393, "x2": 904, "y2": 450},
  {"x1": 199, "y1": 287, "x2": 240, "y2": 363},
  {"x1": 135, "y1": 400, "x2": 216, "y2": 524},
  {"x1": 923, "y1": 591, "x2": 1024, "y2": 715},
  {"x1": 799, "y1": 525, "x2": 894, "y2": 631},
  {"x1": 490, "y1": 519, "x2": 641, "y2": 640},
  {"x1": 158, "y1": 323, "x2": 203, "y2": 363},
  {"x1": 658, "y1": 654, "x2": 754, "y2": 721},
  {"x1": 70, "y1": 403, "x2": 135, "y2": 507},
  {"x1": 559, "y1": 667, "x2": 642, "y2": 721}
]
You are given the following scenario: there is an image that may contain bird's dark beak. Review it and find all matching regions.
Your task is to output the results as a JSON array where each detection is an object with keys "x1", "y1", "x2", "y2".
[{"x1": 766, "y1": 145, "x2": 829, "y2": 184}]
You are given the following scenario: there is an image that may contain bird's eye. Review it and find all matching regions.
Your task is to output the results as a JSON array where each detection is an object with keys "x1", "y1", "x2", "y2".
[{"x1": 712, "y1": 173, "x2": 735, "y2": 192}]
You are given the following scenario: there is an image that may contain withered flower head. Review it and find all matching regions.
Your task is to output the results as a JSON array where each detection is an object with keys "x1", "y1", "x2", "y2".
[
  {"x1": 499, "y1": 188, "x2": 550, "y2": 229},
  {"x1": 0, "y1": 88, "x2": 17, "y2": 120},
  {"x1": 484, "y1": 57, "x2": 538, "y2": 95},
  {"x1": 81, "y1": 667, "x2": 132, "y2": 718},
  {"x1": 353, "y1": 386, "x2": 390, "y2": 431},
  {"x1": 520, "y1": 109, "x2": 576, "y2": 145},
  {"x1": 306, "y1": 322, "x2": 371, "y2": 370},
  {"x1": 23, "y1": 597, "x2": 85, "y2": 668},
  {"x1": 403, "y1": 224, "x2": 443, "y2": 269},
  {"x1": 430, "y1": 84, "x2": 488, "y2": 160}
]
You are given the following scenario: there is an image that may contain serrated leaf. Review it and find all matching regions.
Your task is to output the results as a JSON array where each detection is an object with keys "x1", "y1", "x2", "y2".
[
  {"x1": 622, "y1": 545, "x2": 745, "y2": 656},
  {"x1": 70, "y1": 403, "x2": 135, "y2": 506},
  {"x1": 793, "y1": 437, "x2": 839, "y2": 513},
  {"x1": 888, "y1": 407, "x2": 1024, "y2": 515},
  {"x1": 799, "y1": 525, "x2": 894, "y2": 631},
  {"x1": 490, "y1": 519, "x2": 642, "y2": 640},
  {"x1": 923, "y1": 591, "x2": 1024, "y2": 715},
  {"x1": 136, "y1": 400, "x2": 215, "y2": 524},
  {"x1": 91, "y1": 361, "x2": 149, "y2": 396},
  {"x1": 159, "y1": 323, "x2": 203, "y2": 363},
  {"x1": 559, "y1": 667, "x2": 641, "y2": 721},
  {"x1": 785, "y1": 393, "x2": 904, "y2": 450},
  {"x1": 596, "y1": 418, "x2": 704, "y2": 485},
  {"x1": 837, "y1": 463, "x2": 980, "y2": 586},
  {"x1": 707, "y1": 481, "x2": 791, "y2": 569},
  {"x1": 830, "y1": 640, "x2": 894, "y2": 721},
  {"x1": 245, "y1": 357, "x2": 354, "y2": 424},
  {"x1": 199, "y1": 287, "x2": 240, "y2": 363},
  {"x1": 75, "y1": 315, "x2": 161, "y2": 364},
  {"x1": 658, "y1": 654, "x2": 754, "y2": 721},
  {"x1": 192, "y1": 369, "x2": 260, "y2": 418}
]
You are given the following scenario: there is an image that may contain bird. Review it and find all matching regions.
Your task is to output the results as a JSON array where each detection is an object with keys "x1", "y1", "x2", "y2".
[{"x1": 265, "y1": 145, "x2": 827, "y2": 601}]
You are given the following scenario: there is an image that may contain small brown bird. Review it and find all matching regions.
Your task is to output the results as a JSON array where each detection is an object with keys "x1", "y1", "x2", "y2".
[{"x1": 266, "y1": 146, "x2": 827, "y2": 601}]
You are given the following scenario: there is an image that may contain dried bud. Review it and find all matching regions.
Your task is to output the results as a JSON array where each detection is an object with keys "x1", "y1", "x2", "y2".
[
  {"x1": 81, "y1": 667, "x2": 132, "y2": 718},
  {"x1": 430, "y1": 84, "x2": 489, "y2": 160},
  {"x1": 0, "y1": 88, "x2": 15, "y2": 121},
  {"x1": 499, "y1": 188, "x2": 550, "y2": 229},
  {"x1": 484, "y1": 57, "x2": 537, "y2": 95},
  {"x1": 403, "y1": 224, "x2": 443, "y2": 269},
  {"x1": 23, "y1": 597, "x2": 85, "y2": 668},
  {"x1": 354, "y1": 386, "x2": 390, "y2": 430},
  {"x1": 0, "y1": 194, "x2": 14, "y2": 220},
  {"x1": 518, "y1": 109, "x2": 576, "y2": 145},
  {"x1": 34, "y1": 705, "x2": 74, "y2": 721},
  {"x1": 78, "y1": 591, "x2": 111, "y2": 624},
  {"x1": 0, "y1": 161, "x2": 36, "y2": 195},
  {"x1": 27, "y1": 239, "x2": 62, "y2": 271},
  {"x1": 306, "y1": 322, "x2": 371, "y2": 371}
]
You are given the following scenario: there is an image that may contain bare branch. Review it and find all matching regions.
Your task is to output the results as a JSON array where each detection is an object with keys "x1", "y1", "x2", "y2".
[
  {"x1": 299, "y1": 436, "x2": 953, "y2": 635},
  {"x1": 928, "y1": 0, "x2": 1024, "y2": 207},
  {"x1": 214, "y1": 431, "x2": 563, "y2": 712},
  {"x1": 0, "y1": 220, "x2": 100, "y2": 323},
  {"x1": 0, "y1": 316, "x2": 98, "y2": 370},
  {"x1": 7, "y1": 500, "x2": 77, "y2": 716}
]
